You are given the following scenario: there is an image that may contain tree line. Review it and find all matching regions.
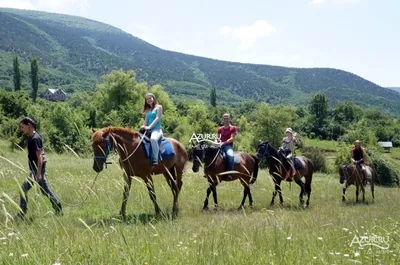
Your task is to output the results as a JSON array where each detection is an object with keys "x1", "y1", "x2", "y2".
[{"x1": 1, "y1": 67, "x2": 399, "y2": 185}]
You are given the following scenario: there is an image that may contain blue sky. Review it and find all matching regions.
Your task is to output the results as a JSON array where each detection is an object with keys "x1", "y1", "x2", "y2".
[{"x1": 1, "y1": 0, "x2": 399, "y2": 87}]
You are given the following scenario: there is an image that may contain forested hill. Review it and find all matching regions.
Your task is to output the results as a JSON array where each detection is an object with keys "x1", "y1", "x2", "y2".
[
  {"x1": 388, "y1": 87, "x2": 400, "y2": 94},
  {"x1": 1, "y1": 8, "x2": 400, "y2": 113}
]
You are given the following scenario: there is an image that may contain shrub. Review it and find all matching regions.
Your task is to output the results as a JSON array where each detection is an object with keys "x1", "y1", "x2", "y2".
[{"x1": 300, "y1": 146, "x2": 327, "y2": 173}]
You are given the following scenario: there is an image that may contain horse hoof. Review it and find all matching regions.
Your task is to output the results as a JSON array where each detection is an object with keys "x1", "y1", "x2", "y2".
[{"x1": 203, "y1": 207, "x2": 209, "y2": 212}]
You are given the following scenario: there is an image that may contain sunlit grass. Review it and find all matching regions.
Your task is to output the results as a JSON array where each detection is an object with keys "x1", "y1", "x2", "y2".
[{"x1": 0, "y1": 141, "x2": 399, "y2": 264}]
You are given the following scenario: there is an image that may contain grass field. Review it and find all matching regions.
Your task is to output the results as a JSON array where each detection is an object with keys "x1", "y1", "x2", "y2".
[{"x1": 0, "y1": 140, "x2": 399, "y2": 265}]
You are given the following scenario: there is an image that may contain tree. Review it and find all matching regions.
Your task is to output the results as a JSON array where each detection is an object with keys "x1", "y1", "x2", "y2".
[
  {"x1": 210, "y1": 87, "x2": 216, "y2": 107},
  {"x1": 13, "y1": 56, "x2": 21, "y2": 91},
  {"x1": 308, "y1": 93, "x2": 329, "y2": 138},
  {"x1": 94, "y1": 69, "x2": 146, "y2": 128},
  {"x1": 30, "y1": 56, "x2": 39, "y2": 102}
]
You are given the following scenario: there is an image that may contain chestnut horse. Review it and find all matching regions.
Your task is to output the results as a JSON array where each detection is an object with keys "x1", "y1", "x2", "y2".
[
  {"x1": 256, "y1": 141, "x2": 313, "y2": 207},
  {"x1": 192, "y1": 144, "x2": 259, "y2": 210},
  {"x1": 91, "y1": 127, "x2": 188, "y2": 218},
  {"x1": 339, "y1": 164, "x2": 375, "y2": 202}
]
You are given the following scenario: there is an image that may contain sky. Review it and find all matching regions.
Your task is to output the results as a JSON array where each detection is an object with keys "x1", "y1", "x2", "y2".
[{"x1": 0, "y1": 0, "x2": 399, "y2": 87}]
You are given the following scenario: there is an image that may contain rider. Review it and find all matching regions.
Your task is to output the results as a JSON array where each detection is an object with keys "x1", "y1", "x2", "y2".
[
  {"x1": 140, "y1": 93, "x2": 163, "y2": 166},
  {"x1": 352, "y1": 140, "x2": 369, "y2": 182},
  {"x1": 281, "y1": 128, "x2": 300, "y2": 179},
  {"x1": 217, "y1": 113, "x2": 237, "y2": 180}
]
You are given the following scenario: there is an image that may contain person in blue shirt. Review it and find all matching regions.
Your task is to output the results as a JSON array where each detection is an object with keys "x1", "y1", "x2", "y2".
[{"x1": 140, "y1": 93, "x2": 163, "y2": 166}]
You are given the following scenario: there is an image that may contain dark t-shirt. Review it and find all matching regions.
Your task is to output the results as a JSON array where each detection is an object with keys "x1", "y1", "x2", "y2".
[
  {"x1": 28, "y1": 132, "x2": 47, "y2": 170},
  {"x1": 352, "y1": 147, "x2": 364, "y2": 162}
]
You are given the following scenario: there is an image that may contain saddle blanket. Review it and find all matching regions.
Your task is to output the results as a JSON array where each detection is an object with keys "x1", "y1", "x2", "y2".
[
  {"x1": 221, "y1": 152, "x2": 241, "y2": 164},
  {"x1": 139, "y1": 134, "x2": 175, "y2": 161}
]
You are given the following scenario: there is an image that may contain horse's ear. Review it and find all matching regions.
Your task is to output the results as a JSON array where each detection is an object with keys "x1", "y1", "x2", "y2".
[
  {"x1": 91, "y1": 128, "x2": 96, "y2": 134},
  {"x1": 102, "y1": 127, "x2": 110, "y2": 138}
]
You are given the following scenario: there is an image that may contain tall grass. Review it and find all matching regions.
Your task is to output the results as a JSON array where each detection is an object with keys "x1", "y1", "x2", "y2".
[{"x1": 0, "y1": 141, "x2": 399, "y2": 264}]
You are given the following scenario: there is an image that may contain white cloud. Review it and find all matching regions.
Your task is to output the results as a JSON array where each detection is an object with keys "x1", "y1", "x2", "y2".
[
  {"x1": 0, "y1": 0, "x2": 36, "y2": 10},
  {"x1": 219, "y1": 20, "x2": 276, "y2": 51},
  {"x1": 0, "y1": 0, "x2": 89, "y2": 14},
  {"x1": 311, "y1": 0, "x2": 360, "y2": 4}
]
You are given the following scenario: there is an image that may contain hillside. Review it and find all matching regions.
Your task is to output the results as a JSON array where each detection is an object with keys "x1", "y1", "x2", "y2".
[
  {"x1": 1, "y1": 8, "x2": 400, "y2": 112},
  {"x1": 388, "y1": 87, "x2": 400, "y2": 94}
]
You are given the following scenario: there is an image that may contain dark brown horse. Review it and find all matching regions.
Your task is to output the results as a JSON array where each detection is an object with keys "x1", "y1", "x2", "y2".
[
  {"x1": 91, "y1": 127, "x2": 188, "y2": 218},
  {"x1": 256, "y1": 141, "x2": 314, "y2": 207},
  {"x1": 339, "y1": 164, "x2": 375, "y2": 202},
  {"x1": 192, "y1": 144, "x2": 259, "y2": 210}
]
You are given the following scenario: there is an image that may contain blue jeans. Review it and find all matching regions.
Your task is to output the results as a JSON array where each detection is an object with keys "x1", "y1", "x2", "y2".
[
  {"x1": 222, "y1": 145, "x2": 234, "y2": 172},
  {"x1": 149, "y1": 128, "x2": 163, "y2": 164},
  {"x1": 19, "y1": 164, "x2": 61, "y2": 214}
]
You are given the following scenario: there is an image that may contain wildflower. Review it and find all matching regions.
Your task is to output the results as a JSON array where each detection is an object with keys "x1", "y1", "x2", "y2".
[
  {"x1": 318, "y1": 237, "x2": 323, "y2": 240},
  {"x1": 286, "y1": 236, "x2": 291, "y2": 240},
  {"x1": 21, "y1": 254, "x2": 29, "y2": 257},
  {"x1": 342, "y1": 228, "x2": 349, "y2": 232},
  {"x1": 354, "y1": 252, "x2": 360, "y2": 257}
]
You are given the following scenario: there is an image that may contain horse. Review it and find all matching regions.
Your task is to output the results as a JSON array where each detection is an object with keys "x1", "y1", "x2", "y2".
[
  {"x1": 339, "y1": 164, "x2": 375, "y2": 202},
  {"x1": 256, "y1": 141, "x2": 314, "y2": 207},
  {"x1": 91, "y1": 127, "x2": 188, "y2": 218},
  {"x1": 192, "y1": 144, "x2": 259, "y2": 210}
]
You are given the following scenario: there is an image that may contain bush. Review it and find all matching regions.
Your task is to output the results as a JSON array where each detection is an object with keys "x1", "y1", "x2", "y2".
[
  {"x1": 300, "y1": 146, "x2": 327, "y2": 173},
  {"x1": 366, "y1": 149, "x2": 399, "y2": 186}
]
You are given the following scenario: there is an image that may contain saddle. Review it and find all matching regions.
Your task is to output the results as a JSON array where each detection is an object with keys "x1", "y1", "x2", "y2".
[
  {"x1": 139, "y1": 133, "x2": 175, "y2": 162},
  {"x1": 220, "y1": 151, "x2": 241, "y2": 165}
]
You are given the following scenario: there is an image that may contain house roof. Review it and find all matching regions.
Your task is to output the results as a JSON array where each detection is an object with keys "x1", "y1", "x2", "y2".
[
  {"x1": 378, "y1": 142, "x2": 393, "y2": 148},
  {"x1": 46, "y1": 88, "x2": 66, "y2": 95}
]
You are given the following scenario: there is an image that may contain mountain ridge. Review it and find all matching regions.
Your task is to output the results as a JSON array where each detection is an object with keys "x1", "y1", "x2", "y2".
[{"x1": 1, "y1": 8, "x2": 399, "y2": 113}]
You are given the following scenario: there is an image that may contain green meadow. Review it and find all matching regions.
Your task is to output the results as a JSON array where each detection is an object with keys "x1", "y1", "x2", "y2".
[{"x1": 0, "y1": 140, "x2": 399, "y2": 265}]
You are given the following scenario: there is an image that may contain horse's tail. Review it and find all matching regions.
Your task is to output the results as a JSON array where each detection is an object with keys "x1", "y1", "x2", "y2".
[
  {"x1": 172, "y1": 139, "x2": 187, "y2": 192},
  {"x1": 250, "y1": 155, "x2": 259, "y2": 184},
  {"x1": 304, "y1": 157, "x2": 313, "y2": 194}
]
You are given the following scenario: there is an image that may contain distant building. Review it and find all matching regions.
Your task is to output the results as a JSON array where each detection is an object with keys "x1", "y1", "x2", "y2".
[
  {"x1": 378, "y1": 141, "x2": 393, "y2": 152},
  {"x1": 43, "y1": 89, "x2": 67, "y2": 102}
]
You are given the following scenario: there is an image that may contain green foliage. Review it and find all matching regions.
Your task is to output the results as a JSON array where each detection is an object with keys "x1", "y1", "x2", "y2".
[
  {"x1": 366, "y1": 149, "x2": 399, "y2": 186},
  {"x1": 210, "y1": 87, "x2": 216, "y2": 107},
  {"x1": 13, "y1": 56, "x2": 21, "y2": 91},
  {"x1": 300, "y1": 146, "x2": 327, "y2": 173},
  {"x1": 253, "y1": 103, "x2": 298, "y2": 148},
  {"x1": 30, "y1": 56, "x2": 39, "y2": 102},
  {"x1": 0, "y1": 90, "x2": 29, "y2": 119}
]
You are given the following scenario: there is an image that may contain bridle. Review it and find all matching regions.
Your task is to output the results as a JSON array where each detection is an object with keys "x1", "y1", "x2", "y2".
[
  {"x1": 204, "y1": 147, "x2": 221, "y2": 168},
  {"x1": 93, "y1": 136, "x2": 112, "y2": 168}
]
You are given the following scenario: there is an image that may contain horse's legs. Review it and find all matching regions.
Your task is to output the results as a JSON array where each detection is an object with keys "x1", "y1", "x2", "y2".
[
  {"x1": 342, "y1": 183, "x2": 348, "y2": 202},
  {"x1": 203, "y1": 183, "x2": 212, "y2": 210},
  {"x1": 371, "y1": 181, "x2": 375, "y2": 201},
  {"x1": 211, "y1": 182, "x2": 219, "y2": 209},
  {"x1": 163, "y1": 166, "x2": 179, "y2": 218},
  {"x1": 145, "y1": 175, "x2": 161, "y2": 216},
  {"x1": 277, "y1": 181, "x2": 284, "y2": 205},
  {"x1": 239, "y1": 183, "x2": 249, "y2": 209},
  {"x1": 305, "y1": 176, "x2": 312, "y2": 206},
  {"x1": 120, "y1": 172, "x2": 132, "y2": 218},
  {"x1": 356, "y1": 184, "x2": 359, "y2": 202},
  {"x1": 295, "y1": 179, "x2": 305, "y2": 206}
]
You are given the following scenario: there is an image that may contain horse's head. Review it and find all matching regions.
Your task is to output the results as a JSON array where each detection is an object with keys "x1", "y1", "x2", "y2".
[
  {"x1": 192, "y1": 144, "x2": 205, "y2": 173},
  {"x1": 339, "y1": 164, "x2": 349, "y2": 184},
  {"x1": 91, "y1": 128, "x2": 112, "y2": 173},
  {"x1": 256, "y1": 140, "x2": 270, "y2": 159}
]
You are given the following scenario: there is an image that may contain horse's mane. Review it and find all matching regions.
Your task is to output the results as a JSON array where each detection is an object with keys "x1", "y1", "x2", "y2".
[
  {"x1": 92, "y1": 127, "x2": 140, "y2": 143},
  {"x1": 267, "y1": 143, "x2": 280, "y2": 158}
]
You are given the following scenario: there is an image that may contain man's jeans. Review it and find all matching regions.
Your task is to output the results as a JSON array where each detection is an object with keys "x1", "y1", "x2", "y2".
[
  {"x1": 222, "y1": 145, "x2": 234, "y2": 172},
  {"x1": 19, "y1": 164, "x2": 61, "y2": 214}
]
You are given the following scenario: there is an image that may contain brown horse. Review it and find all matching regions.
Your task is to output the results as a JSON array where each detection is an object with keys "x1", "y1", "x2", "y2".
[
  {"x1": 256, "y1": 141, "x2": 314, "y2": 207},
  {"x1": 192, "y1": 144, "x2": 259, "y2": 210},
  {"x1": 339, "y1": 164, "x2": 375, "y2": 202},
  {"x1": 91, "y1": 127, "x2": 188, "y2": 218}
]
